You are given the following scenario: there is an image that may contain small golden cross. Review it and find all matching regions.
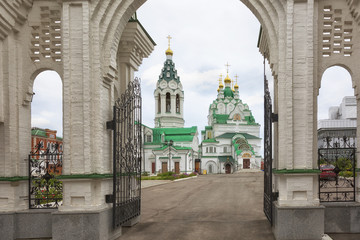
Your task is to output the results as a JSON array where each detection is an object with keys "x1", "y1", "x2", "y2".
[
  {"x1": 234, "y1": 74, "x2": 239, "y2": 83},
  {"x1": 167, "y1": 35, "x2": 172, "y2": 48},
  {"x1": 225, "y1": 62, "x2": 231, "y2": 73}
]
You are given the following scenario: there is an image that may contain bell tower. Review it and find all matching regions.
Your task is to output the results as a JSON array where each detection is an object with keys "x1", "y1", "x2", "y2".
[{"x1": 154, "y1": 36, "x2": 185, "y2": 128}]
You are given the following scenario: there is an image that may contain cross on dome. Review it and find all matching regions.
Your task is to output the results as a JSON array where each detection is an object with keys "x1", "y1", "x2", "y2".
[{"x1": 165, "y1": 35, "x2": 173, "y2": 56}]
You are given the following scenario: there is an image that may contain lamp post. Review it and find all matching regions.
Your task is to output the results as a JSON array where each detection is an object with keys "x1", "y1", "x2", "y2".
[{"x1": 164, "y1": 140, "x2": 173, "y2": 172}]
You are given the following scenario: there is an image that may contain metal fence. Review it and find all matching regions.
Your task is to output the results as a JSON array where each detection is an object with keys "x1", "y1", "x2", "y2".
[{"x1": 29, "y1": 143, "x2": 63, "y2": 208}]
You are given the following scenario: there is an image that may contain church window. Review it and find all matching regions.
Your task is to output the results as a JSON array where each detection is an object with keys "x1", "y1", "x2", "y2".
[
  {"x1": 158, "y1": 94, "x2": 161, "y2": 113},
  {"x1": 214, "y1": 147, "x2": 216, "y2": 153},
  {"x1": 167, "y1": 66, "x2": 170, "y2": 70},
  {"x1": 233, "y1": 114, "x2": 241, "y2": 120},
  {"x1": 206, "y1": 147, "x2": 208, "y2": 153},
  {"x1": 146, "y1": 135, "x2": 152, "y2": 142},
  {"x1": 176, "y1": 94, "x2": 180, "y2": 113},
  {"x1": 166, "y1": 72, "x2": 170, "y2": 78},
  {"x1": 223, "y1": 147, "x2": 227, "y2": 153},
  {"x1": 166, "y1": 93, "x2": 171, "y2": 112}
]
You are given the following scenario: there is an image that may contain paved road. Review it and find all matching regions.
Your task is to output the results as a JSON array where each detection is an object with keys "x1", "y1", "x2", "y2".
[{"x1": 120, "y1": 172, "x2": 275, "y2": 240}]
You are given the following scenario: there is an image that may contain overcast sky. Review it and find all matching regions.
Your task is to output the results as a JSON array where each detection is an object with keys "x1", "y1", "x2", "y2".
[{"x1": 32, "y1": 0, "x2": 354, "y2": 150}]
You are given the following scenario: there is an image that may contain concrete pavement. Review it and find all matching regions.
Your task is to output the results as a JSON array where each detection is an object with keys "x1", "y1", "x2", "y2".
[{"x1": 121, "y1": 172, "x2": 275, "y2": 240}]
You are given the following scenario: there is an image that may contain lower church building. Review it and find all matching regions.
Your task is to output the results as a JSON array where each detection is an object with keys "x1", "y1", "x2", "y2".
[{"x1": 200, "y1": 72, "x2": 262, "y2": 174}]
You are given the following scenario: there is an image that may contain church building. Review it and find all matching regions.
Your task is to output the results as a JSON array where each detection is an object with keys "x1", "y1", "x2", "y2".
[
  {"x1": 142, "y1": 37, "x2": 199, "y2": 174},
  {"x1": 200, "y1": 69, "x2": 262, "y2": 174}
]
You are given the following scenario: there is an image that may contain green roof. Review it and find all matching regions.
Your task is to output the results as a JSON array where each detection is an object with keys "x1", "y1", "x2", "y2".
[
  {"x1": 152, "y1": 126, "x2": 197, "y2": 143},
  {"x1": 218, "y1": 156, "x2": 234, "y2": 162},
  {"x1": 205, "y1": 126, "x2": 213, "y2": 130},
  {"x1": 31, "y1": 128, "x2": 47, "y2": 137},
  {"x1": 153, "y1": 146, "x2": 192, "y2": 151},
  {"x1": 213, "y1": 114, "x2": 229, "y2": 124},
  {"x1": 202, "y1": 138, "x2": 219, "y2": 143},
  {"x1": 216, "y1": 133, "x2": 261, "y2": 140},
  {"x1": 223, "y1": 86, "x2": 234, "y2": 98},
  {"x1": 158, "y1": 59, "x2": 180, "y2": 83}
]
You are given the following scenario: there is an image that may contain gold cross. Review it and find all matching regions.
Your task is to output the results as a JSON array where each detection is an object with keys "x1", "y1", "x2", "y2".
[
  {"x1": 219, "y1": 74, "x2": 223, "y2": 85},
  {"x1": 234, "y1": 74, "x2": 239, "y2": 83},
  {"x1": 167, "y1": 35, "x2": 172, "y2": 48},
  {"x1": 225, "y1": 62, "x2": 231, "y2": 73}
]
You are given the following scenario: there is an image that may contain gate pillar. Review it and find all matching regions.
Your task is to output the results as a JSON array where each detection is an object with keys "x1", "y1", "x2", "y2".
[
  {"x1": 51, "y1": 2, "x2": 154, "y2": 239},
  {"x1": 259, "y1": 1, "x2": 325, "y2": 239}
]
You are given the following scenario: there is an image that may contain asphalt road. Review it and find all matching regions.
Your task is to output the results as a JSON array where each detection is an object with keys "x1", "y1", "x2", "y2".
[{"x1": 120, "y1": 172, "x2": 275, "y2": 240}]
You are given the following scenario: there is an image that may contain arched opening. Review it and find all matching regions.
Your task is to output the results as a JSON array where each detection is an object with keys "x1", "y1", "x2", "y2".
[
  {"x1": 30, "y1": 70, "x2": 63, "y2": 208},
  {"x1": 166, "y1": 92, "x2": 171, "y2": 112},
  {"x1": 176, "y1": 94, "x2": 180, "y2": 113},
  {"x1": 158, "y1": 93, "x2": 161, "y2": 113},
  {"x1": 317, "y1": 66, "x2": 356, "y2": 203},
  {"x1": 31, "y1": 70, "x2": 63, "y2": 145}
]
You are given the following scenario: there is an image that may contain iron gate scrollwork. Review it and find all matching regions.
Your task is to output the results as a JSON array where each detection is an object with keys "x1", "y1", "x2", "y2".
[
  {"x1": 318, "y1": 136, "x2": 356, "y2": 202},
  {"x1": 107, "y1": 77, "x2": 142, "y2": 229},
  {"x1": 29, "y1": 142, "x2": 63, "y2": 209}
]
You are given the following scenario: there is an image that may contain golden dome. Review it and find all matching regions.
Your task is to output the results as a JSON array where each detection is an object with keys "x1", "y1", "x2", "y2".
[
  {"x1": 165, "y1": 47, "x2": 173, "y2": 56},
  {"x1": 224, "y1": 74, "x2": 231, "y2": 84},
  {"x1": 234, "y1": 83, "x2": 239, "y2": 89}
]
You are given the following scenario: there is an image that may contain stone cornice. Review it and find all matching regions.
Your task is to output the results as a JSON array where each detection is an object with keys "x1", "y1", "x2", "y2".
[
  {"x1": 0, "y1": 0, "x2": 33, "y2": 40},
  {"x1": 117, "y1": 20, "x2": 156, "y2": 70}
]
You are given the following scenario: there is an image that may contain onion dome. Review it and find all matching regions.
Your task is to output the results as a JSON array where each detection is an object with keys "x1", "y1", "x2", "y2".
[
  {"x1": 234, "y1": 74, "x2": 239, "y2": 90},
  {"x1": 224, "y1": 74, "x2": 231, "y2": 84},
  {"x1": 218, "y1": 75, "x2": 224, "y2": 89},
  {"x1": 223, "y1": 86, "x2": 234, "y2": 98},
  {"x1": 165, "y1": 47, "x2": 173, "y2": 56}
]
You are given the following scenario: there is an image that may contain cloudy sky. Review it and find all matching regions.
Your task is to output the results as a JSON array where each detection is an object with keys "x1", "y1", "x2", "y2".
[{"x1": 32, "y1": 0, "x2": 354, "y2": 149}]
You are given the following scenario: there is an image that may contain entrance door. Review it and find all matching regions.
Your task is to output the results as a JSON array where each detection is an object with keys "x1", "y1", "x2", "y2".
[
  {"x1": 162, "y1": 162, "x2": 168, "y2": 173},
  {"x1": 175, "y1": 162, "x2": 180, "y2": 174},
  {"x1": 195, "y1": 161, "x2": 200, "y2": 173},
  {"x1": 225, "y1": 164, "x2": 231, "y2": 174},
  {"x1": 151, "y1": 162, "x2": 155, "y2": 174},
  {"x1": 243, "y1": 159, "x2": 250, "y2": 169}
]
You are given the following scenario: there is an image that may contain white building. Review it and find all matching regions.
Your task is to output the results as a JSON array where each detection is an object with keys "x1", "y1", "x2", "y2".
[
  {"x1": 318, "y1": 96, "x2": 357, "y2": 148},
  {"x1": 200, "y1": 73, "x2": 262, "y2": 174},
  {"x1": 142, "y1": 40, "x2": 199, "y2": 174}
]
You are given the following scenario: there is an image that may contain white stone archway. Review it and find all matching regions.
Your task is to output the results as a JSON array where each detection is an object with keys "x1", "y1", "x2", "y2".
[{"x1": 1, "y1": 0, "x2": 360, "y2": 239}]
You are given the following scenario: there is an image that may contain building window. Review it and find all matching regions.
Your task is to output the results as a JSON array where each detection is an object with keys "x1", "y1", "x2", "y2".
[
  {"x1": 214, "y1": 147, "x2": 216, "y2": 153},
  {"x1": 166, "y1": 93, "x2": 171, "y2": 112},
  {"x1": 158, "y1": 93, "x2": 161, "y2": 113},
  {"x1": 206, "y1": 147, "x2": 208, "y2": 153},
  {"x1": 146, "y1": 135, "x2": 152, "y2": 143},
  {"x1": 223, "y1": 147, "x2": 227, "y2": 153},
  {"x1": 176, "y1": 94, "x2": 180, "y2": 113},
  {"x1": 233, "y1": 114, "x2": 241, "y2": 120}
]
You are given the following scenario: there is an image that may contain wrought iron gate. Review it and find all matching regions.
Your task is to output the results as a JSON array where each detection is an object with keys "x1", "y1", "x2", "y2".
[
  {"x1": 318, "y1": 136, "x2": 356, "y2": 202},
  {"x1": 263, "y1": 54, "x2": 278, "y2": 225},
  {"x1": 29, "y1": 143, "x2": 63, "y2": 209},
  {"x1": 107, "y1": 78, "x2": 142, "y2": 229}
]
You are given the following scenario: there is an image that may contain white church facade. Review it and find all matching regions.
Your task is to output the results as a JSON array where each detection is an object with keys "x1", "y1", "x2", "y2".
[
  {"x1": 142, "y1": 39, "x2": 199, "y2": 174},
  {"x1": 200, "y1": 73, "x2": 262, "y2": 174}
]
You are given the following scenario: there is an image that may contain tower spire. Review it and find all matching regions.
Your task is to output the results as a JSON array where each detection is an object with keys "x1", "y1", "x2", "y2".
[{"x1": 234, "y1": 74, "x2": 239, "y2": 90}]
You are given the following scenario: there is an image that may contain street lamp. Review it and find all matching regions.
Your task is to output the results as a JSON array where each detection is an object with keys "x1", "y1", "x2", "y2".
[{"x1": 164, "y1": 140, "x2": 173, "y2": 172}]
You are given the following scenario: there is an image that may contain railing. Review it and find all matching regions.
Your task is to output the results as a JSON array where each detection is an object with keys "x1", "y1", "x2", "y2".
[{"x1": 29, "y1": 143, "x2": 63, "y2": 209}]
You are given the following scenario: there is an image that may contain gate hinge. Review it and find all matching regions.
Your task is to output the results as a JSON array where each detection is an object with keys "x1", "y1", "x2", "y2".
[
  {"x1": 105, "y1": 194, "x2": 114, "y2": 203},
  {"x1": 106, "y1": 120, "x2": 115, "y2": 130},
  {"x1": 272, "y1": 191, "x2": 279, "y2": 201},
  {"x1": 271, "y1": 113, "x2": 278, "y2": 123}
]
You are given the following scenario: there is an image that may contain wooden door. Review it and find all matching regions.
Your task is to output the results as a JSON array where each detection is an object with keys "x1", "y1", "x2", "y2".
[
  {"x1": 162, "y1": 162, "x2": 168, "y2": 173},
  {"x1": 152, "y1": 162, "x2": 155, "y2": 174},
  {"x1": 225, "y1": 164, "x2": 231, "y2": 174},
  {"x1": 175, "y1": 162, "x2": 180, "y2": 174},
  {"x1": 195, "y1": 161, "x2": 200, "y2": 173},
  {"x1": 243, "y1": 159, "x2": 250, "y2": 169}
]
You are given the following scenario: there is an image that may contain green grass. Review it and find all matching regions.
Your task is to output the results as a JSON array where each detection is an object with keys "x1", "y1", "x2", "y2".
[{"x1": 141, "y1": 171, "x2": 197, "y2": 181}]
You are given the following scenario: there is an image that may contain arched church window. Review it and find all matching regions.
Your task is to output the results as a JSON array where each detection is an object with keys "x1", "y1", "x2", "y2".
[
  {"x1": 233, "y1": 114, "x2": 241, "y2": 120},
  {"x1": 166, "y1": 93, "x2": 171, "y2": 112},
  {"x1": 166, "y1": 72, "x2": 170, "y2": 78},
  {"x1": 176, "y1": 94, "x2": 180, "y2": 113},
  {"x1": 158, "y1": 93, "x2": 161, "y2": 113}
]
